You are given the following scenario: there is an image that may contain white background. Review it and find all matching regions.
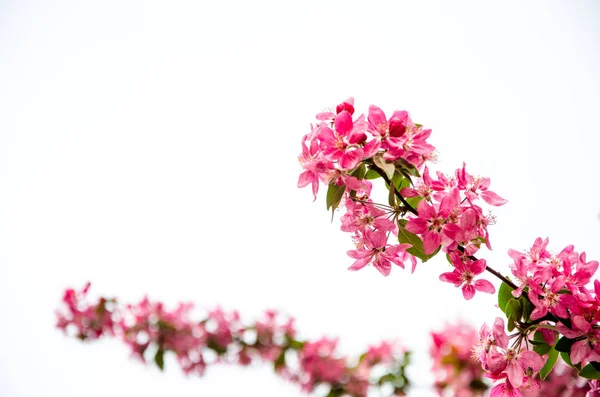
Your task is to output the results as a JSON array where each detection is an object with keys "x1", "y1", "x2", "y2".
[{"x1": 0, "y1": 1, "x2": 599, "y2": 396}]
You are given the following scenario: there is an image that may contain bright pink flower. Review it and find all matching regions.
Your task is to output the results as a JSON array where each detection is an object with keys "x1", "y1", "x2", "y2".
[
  {"x1": 527, "y1": 276, "x2": 569, "y2": 320},
  {"x1": 456, "y1": 162, "x2": 507, "y2": 206},
  {"x1": 340, "y1": 198, "x2": 394, "y2": 233},
  {"x1": 367, "y1": 105, "x2": 408, "y2": 140},
  {"x1": 490, "y1": 380, "x2": 523, "y2": 397},
  {"x1": 318, "y1": 111, "x2": 368, "y2": 170},
  {"x1": 556, "y1": 315, "x2": 600, "y2": 364},
  {"x1": 439, "y1": 253, "x2": 495, "y2": 300},
  {"x1": 297, "y1": 133, "x2": 333, "y2": 200},
  {"x1": 347, "y1": 229, "x2": 412, "y2": 276},
  {"x1": 405, "y1": 192, "x2": 459, "y2": 255}
]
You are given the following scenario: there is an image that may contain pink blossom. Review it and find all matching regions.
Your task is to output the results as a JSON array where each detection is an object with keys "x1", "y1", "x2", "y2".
[
  {"x1": 347, "y1": 229, "x2": 412, "y2": 276},
  {"x1": 439, "y1": 253, "x2": 495, "y2": 300},
  {"x1": 456, "y1": 162, "x2": 507, "y2": 206}
]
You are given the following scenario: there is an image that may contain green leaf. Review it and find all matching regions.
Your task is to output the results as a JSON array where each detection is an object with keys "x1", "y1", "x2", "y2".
[
  {"x1": 326, "y1": 181, "x2": 346, "y2": 213},
  {"x1": 560, "y1": 351, "x2": 575, "y2": 368},
  {"x1": 364, "y1": 168, "x2": 381, "y2": 180},
  {"x1": 520, "y1": 296, "x2": 535, "y2": 322},
  {"x1": 154, "y1": 348, "x2": 165, "y2": 371},
  {"x1": 539, "y1": 347, "x2": 559, "y2": 380},
  {"x1": 397, "y1": 219, "x2": 439, "y2": 262},
  {"x1": 351, "y1": 163, "x2": 366, "y2": 180},
  {"x1": 531, "y1": 331, "x2": 551, "y2": 355},
  {"x1": 393, "y1": 157, "x2": 420, "y2": 177},
  {"x1": 406, "y1": 196, "x2": 423, "y2": 210},
  {"x1": 497, "y1": 282, "x2": 514, "y2": 314},
  {"x1": 373, "y1": 154, "x2": 396, "y2": 180},
  {"x1": 505, "y1": 299, "x2": 523, "y2": 323},
  {"x1": 579, "y1": 363, "x2": 600, "y2": 379},
  {"x1": 555, "y1": 336, "x2": 575, "y2": 353}
]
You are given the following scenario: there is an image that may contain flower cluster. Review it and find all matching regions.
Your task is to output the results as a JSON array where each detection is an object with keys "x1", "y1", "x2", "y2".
[
  {"x1": 299, "y1": 98, "x2": 600, "y2": 393},
  {"x1": 475, "y1": 238, "x2": 600, "y2": 396},
  {"x1": 430, "y1": 322, "x2": 489, "y2": 396},
  {"x1": 430, "y1": 321, "x2": 590, "y2": 397},
  {"x1": 56, "y1": 284, "x2": 410, "y2": 397},
  {"x1": 298, "y1": 98, "x2": 504, "y2": 301}
]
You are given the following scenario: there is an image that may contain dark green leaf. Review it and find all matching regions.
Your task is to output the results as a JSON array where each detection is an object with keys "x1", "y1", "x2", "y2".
[
  {"x1": 393, "y1": 158, "x2": 420, "y2": 177},
  {"x1": 154, "y1": 348, "x2": 165, "y2": 371},
  {"x1": 520, "y1": 296, "x2": 535, "y2": 322},
  {"x1": 579, "y1": 364, "x2": 600, "y2": 379},
  {"x1": 351, "y1": 163, "x2": 366, "y2": 180},
  {"x1": 325, "y1": 182, "x2": 345, "y2": 213},
  {"x1": 539, "y1": 347, "x2": 559, "y2": 380},
  {"x1": 505, "y1": 299, "x2": 523, "y2": 323},
  {"x1": 560, "y1": 351, "x2": 575, "y2": 368},
  {"x1": 555, "y1": 336, "x2": 575, "y2": 353},
  {"x1": 397, "y1": 219, "x2": 439, "y2": 262},
  {"x1": 531, "y1": 331, "x2": 551, "y2": 355},
  {"x1": 497, "y1": 282, "x2": 514, "y2": 314}
]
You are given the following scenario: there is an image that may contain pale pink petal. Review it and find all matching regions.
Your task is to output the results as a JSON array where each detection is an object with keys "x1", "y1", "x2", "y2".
[
  {"x1": 480, "y1": 190, "x2": 507, "y2": 206},
  {"x1": 519, "y1": 350, "x2": 545, "y2": 371},
  {"x1": 573, "y1": 315, "x2": 592, "y2": 333},
  {"x1": 506, "y1": 362, "x2": 524, "y2": 388},
  {"x1": 348, "y1": 257, "x2": 371, "y2": 271},
  {"x1": 570, "y1": 339, "x2": 591, "y2": 364},
  {"x1": 474, "y1": 279, "x2": 495, "y2": 294}
]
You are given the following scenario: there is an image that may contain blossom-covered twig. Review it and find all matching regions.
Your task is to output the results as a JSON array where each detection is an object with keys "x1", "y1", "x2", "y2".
[{"x1": 56, "y1": 283, "x2": 410, "y2": 397}]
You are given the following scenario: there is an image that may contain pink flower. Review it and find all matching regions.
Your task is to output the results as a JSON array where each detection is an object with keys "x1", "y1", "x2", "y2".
[
  {"x1": 439, "y1": 253, "x2": 495, "y2": 300},
  {"x1": 405, "y1": 191, "x2": 459, "y2": 255},
  {"x1": 347, "y1": 229, "x2": 412, "y2": 276},
  {"x1": 490, "y1": 380, "x2": 524, "y2": 397},
  {"x1": 318, "y1": 111, "x2": 368, "y2": 170},
  {"x1": 556, "y1": 315, "x2": 600, "y2": 364},
  {"x1": 367, "y1": 105, "x2": 408, "y2": 140},
  {"x1": 297, "y1": 133, "x2": 333, "y2": 200},
  {"x1": 456, "y1": 162, "x2": 507, "y2": 206}
]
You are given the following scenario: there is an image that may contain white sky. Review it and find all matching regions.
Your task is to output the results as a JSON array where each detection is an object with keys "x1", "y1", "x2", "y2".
[{"x1": 0, "y1": 1, "x2": 599, "y2": 396}]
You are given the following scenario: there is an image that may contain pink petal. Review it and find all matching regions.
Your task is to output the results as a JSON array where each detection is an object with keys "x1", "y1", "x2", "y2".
[
  {"x1": 422, "y1": 231, "x2": 441, "y2": 255},
  {"x1": 470, "y1": 259, "x2": 487, "y2": 275},
  {"x1": 570, "y1": 339, "x2": 591, "y2": 364},
  {"x1": 519, "y1": 350, "x2": 545, "y2": 371},
  {"x1": 474, "y1": 279, "x2": 495, "y2": 294},
  {"x1": 462, "y1": 284, "x2": 476, "y2": 300},
  {"x1": 405, "y1": 218, "x2": 428, "y2": 234},
  {"x1": 573, "y1": 315, "x2": 592, "y2": 333},
  {"x1": 506, "y1": 362, "x2": 524, "y2": 388},
  {"x1": 373, "y1": 258, "x2": 391, "y2": 276},
  {"x1": 481, "y1": 190, "x2": 508, "y2": 206},
  {"x1": 439, "y1": 271, "x2": 461, "y2": 285},
  {"x1": 367, "y1": 105, "x2": 387, "y2": 131},
  {"x1": 348, "y1": 257, "x2": 371, "y2": 271},
  {"x1": 334, "y1": 111, "x2": 353, "y2": 135}
]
